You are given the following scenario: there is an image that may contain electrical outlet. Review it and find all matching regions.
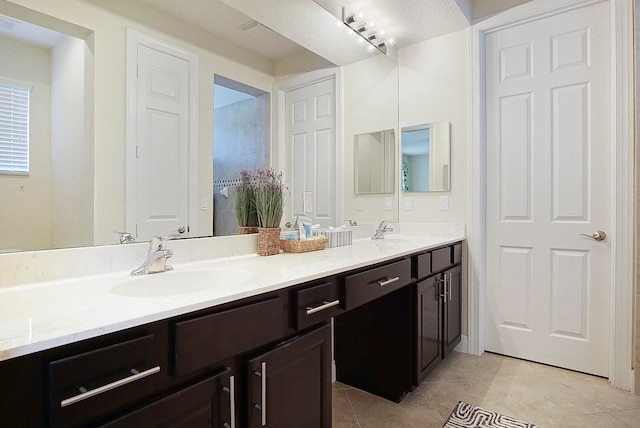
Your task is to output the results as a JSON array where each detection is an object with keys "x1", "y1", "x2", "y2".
[
  {"x1": 439, "y1": 195, "x2": 449, "y2": 210},
  {"x1": 403, "y1": 196, "x2": 413, "y2": 211}
]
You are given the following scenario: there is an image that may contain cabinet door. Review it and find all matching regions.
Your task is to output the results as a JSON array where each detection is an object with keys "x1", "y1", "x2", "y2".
[
  {"x1": 100, "y1": 368, "x2": 230, "y2": 428},
  {"x1": 443, "y1": 265, "x2": 462, "y2": 356},
  {"x1": 416, "y1": 275, "x2": 442, "y2": 383},
  {"x1": 248, "y1": 324, "x2": 331, "y2": 428}
]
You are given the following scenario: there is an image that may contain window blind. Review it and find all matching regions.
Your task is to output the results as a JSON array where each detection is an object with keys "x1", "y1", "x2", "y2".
[{"x1": 0, "y1": 81, "x2": 30, "y2": 175}]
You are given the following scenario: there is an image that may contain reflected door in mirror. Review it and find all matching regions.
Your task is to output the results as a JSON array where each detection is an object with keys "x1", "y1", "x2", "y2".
[{"x1": 354, "y1": 129, "x2": 395, "y2": 194}]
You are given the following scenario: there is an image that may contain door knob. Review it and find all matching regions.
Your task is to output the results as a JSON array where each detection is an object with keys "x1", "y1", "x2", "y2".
[{"x1": 580, "y1": 230, "x2": 606, "y2": 241}]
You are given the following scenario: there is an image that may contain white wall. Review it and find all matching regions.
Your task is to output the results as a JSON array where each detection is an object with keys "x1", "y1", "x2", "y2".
[
  {"x1": 5, "y1": 0, "x2": 276, "y2": 245},
  {"x1": 50, "y1": 35, "x2": 92, "y2": 249},
  {"x1": 398, "y1": 28, "x2": 469, "y2": 224},
  {"x1": 343, "y1": 54, "x2": 399, "y2": 223},
  {"x1": 0, "y1": 36, "x2": 51, "y2": 251}
]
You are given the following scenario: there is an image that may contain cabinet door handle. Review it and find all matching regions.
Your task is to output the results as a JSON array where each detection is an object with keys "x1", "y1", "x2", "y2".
[
  {"x1": 260, "y1": 362, "x2": 267, "y2": 426},
  {"x1": 439, "y1": 276, "x2": 446, "y2": 299},
  {"x1": 60, "y1": 366, "x2": 160, "y2": 408},
  {"x1": 377, "y1": 276, "x2": 400, "y2": 287},
  {"x1": 448, "y1": 273, "x2": 452, "y2": 302},
  {"x1": 306, "y1": 299, "x2": 340, "y2": 315},
  {"x1": 223, "y1": 375, "x2": 236, "y2": 428},
  {"x1": 254, "y1": 362, "x2": 267, "y2": 426}
]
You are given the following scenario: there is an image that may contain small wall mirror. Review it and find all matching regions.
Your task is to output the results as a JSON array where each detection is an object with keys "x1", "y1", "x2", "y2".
[
  {"x1": 401, "y1": 121, "x2": 450, "y2": 192},
  {"x1": 354, "y1": 129, "x2": 395, "y2": 194}
]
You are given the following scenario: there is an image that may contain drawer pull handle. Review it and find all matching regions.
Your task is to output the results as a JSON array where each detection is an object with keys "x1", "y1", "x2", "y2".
[
  {"x1": 377, "y1": 276, "x2": 400, "y2": 287},
  {"x1": 61, "y1": 366, "x2": 160, "y2": 408},
  {"x1": 306, "y1": 299, "x2": 340, "y2": 315}
]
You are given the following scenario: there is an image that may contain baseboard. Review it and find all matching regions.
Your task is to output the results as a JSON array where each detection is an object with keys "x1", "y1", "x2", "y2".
[
  {"x1": 453, "y1": 335, "x2": 468, "y2": 353},
  {"x1": 332, "y1": 359, "x2": 336, "y2": 383}
]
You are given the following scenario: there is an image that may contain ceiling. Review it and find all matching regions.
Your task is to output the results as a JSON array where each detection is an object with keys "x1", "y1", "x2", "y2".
[
  {"x1": 0, "y1": 12, "x2": 64, "y2": 47},
  {"x1": 0, "y1": 0, "x2": 532, "y2": 64},
  {"x1": 136, "y1": 0, "x2": 532, "y2": 65}
]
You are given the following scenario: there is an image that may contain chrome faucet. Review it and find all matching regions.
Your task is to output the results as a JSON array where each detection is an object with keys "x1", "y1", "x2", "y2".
[
  {"x1": 114, "y1": 231, "x2": 135, "y2": 244},
  {"x1": 371, "y1": 220, "x2": 394, "y2": 240},
  {"x1": 131, "y1": 236, "x2": 174, "y2": 275}
]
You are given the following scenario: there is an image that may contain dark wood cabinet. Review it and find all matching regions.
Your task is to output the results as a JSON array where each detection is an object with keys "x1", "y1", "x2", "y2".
[
  {"x1": 248, "y1": 324, "x2": 332, "y2": 428},
  {"x1": 415, "y1": 243, "x2": 463, "y2": 383},
  {"x1": 416, "y1": 275, "x2": 442, "y2": 383},
  {"x1": 444, "y1": 264, "x2": 462, "y2": 356},
  {"x1": 0, "y1": 240, "x2": 463, "y2": 426},
  {"x1": 100, "y1": 369, "x2": 231, "y2": 428}
]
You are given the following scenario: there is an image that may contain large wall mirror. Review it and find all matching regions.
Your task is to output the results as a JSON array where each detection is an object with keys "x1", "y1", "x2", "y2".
[
  {"x1": 0, "y1": 0, "x2": 398, "y2": 253},
  {"x1": 354, "y1": 129, "x2": 395, "y2": 194},
  {"x1": 401, "y1": 120, "x2": 450, "y2": 192}
]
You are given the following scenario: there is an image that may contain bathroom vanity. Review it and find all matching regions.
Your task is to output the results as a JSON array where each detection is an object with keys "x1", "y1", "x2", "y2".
[{"x1": 0, "y1": 228, "x2": 464, "y2": 427}]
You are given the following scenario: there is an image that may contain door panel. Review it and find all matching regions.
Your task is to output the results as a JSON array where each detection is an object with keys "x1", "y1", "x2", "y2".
[
  {"x1": 285, "y1": 77, "x2": 337, "y2": 227},
  {"x1": 136, "y1": 45, "x2": 189, "y2": 240},
  {"x1": 485, "y1": 2, "x2": 611, "y2": 376}
]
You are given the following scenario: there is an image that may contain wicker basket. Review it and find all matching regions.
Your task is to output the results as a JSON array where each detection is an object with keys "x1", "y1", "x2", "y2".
[
  {"x1": 238, "y1": 226, "x2": 259, "y2": 234},
  {"x1": 280, "y1": 236, "x2": 328, "y2": 253},
  {"x1": 257, "y1": 227, "x2": 282, "y2": 256}
]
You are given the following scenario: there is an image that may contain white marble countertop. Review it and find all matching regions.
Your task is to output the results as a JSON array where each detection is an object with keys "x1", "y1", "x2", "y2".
[{"x1": 0, "y1": 224, "x2": 464, "y2": 362}]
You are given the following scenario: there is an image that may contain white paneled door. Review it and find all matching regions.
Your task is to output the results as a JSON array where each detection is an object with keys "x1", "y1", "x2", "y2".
[
  {"x1": 285, "y1": 77, "x2": 337, "y2": 227},
  {"x1": 485, "y1": 2, "x2": 611, "y2": 376},
  {"x1": 135, "y1": 45, "x2": 190, "y2": 240}
]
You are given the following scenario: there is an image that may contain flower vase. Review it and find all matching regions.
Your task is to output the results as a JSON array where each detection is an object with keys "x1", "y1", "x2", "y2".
[{"x1": 257, "y1": 227, "x2": 281, "y2": 256}]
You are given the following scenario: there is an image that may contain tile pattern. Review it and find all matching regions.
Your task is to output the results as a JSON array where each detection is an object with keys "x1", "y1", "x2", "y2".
[{"x1": 333, "y1": 352, "x2": 640, "y2": 428}]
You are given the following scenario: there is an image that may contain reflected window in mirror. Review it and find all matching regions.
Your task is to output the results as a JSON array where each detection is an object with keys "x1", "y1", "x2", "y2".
[
  {"x1": 354, "y1": 129, "x2": 395, "y2": 194},
  {"x1": 0, "y1": 10, "x2": 93, "y2": 252},
  {"x1": 401, "y1": 121, "x2": 450, "y2": 192},
  {"x1": 213, "y1": 75, "x2": 270, "y2": 237}
]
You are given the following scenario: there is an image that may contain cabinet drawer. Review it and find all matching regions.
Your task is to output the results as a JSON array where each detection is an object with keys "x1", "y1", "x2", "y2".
[
  {"x1": 416, "y1": 252, "x2": 432, "y2": 279},
  {"x1": 344, "y1": 259, "x2": 412, "y2": 310},
  {"x1": 453, "y1": 243, "x2": 462, "y2": 265},
  {"x1": 294, "y1": 280, "x2": 342, "y2": 329},
  {"x1": 432, "y1": 247, "x2": 453, "y2": 272},
  {"x1": 48, "y1": 335, "x2": 158, "y2": 428},
  {"x1": 173, "y1": 297, "x2": 284, "y2": 377}
]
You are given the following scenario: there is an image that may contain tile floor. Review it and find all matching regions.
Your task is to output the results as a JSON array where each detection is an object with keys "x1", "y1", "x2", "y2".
[{"x1": 332, "y1": 351, "x2": 640, "y2": 428}]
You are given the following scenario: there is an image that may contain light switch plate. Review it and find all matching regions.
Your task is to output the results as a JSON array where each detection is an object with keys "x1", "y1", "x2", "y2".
[
  {"x1": 356, "y1": 197, "x2": 364, "y2": 211},
  {"x1": 439, "y1": 195, "x2": 449, "y2": 210},
  {"x1": 200, "y1": 197, "x2": 209, "y2": 211},
  {"x1": 403, "y1": 196, "x2": 413, "y2": 211}
]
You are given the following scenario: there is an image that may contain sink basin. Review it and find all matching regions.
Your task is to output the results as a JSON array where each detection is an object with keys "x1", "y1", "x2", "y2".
[{"x1": 110, "y1": 268, "x2": 253, "y2": 297}]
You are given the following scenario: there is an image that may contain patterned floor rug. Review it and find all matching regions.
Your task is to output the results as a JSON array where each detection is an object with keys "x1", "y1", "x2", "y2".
[{"x1": 443, "y1": 401, "x2": 541, "y2": 428}]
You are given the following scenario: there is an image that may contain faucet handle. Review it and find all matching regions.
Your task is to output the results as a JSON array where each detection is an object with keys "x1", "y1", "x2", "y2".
[{"x1": 149, "y1": 236, "x2": 168, "y2": 251}]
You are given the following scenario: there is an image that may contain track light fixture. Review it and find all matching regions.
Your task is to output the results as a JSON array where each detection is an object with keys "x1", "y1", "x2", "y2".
[{"x1": 342, "y1": 7, "x2": 395, "y2": 54}]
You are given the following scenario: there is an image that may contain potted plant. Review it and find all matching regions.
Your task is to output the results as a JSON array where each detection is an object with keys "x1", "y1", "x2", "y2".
[
  {"x1": 235, "y1": 170, "x2": 258, "y2": 234},
  {"x1": 254, "y1": 168, "x2": 286, "y2": 256}
]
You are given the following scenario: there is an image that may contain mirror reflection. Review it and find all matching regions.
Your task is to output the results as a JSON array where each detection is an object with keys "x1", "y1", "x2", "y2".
[
  {"x1": 354, "y1": 129, "x2": 395, "y2": 194},
  {"x1": 401, "y1": 121, "x2": 450, "y2": 192},
  {"x1": 0, "y1": 0, "x2": 399, "y2": 253}
]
